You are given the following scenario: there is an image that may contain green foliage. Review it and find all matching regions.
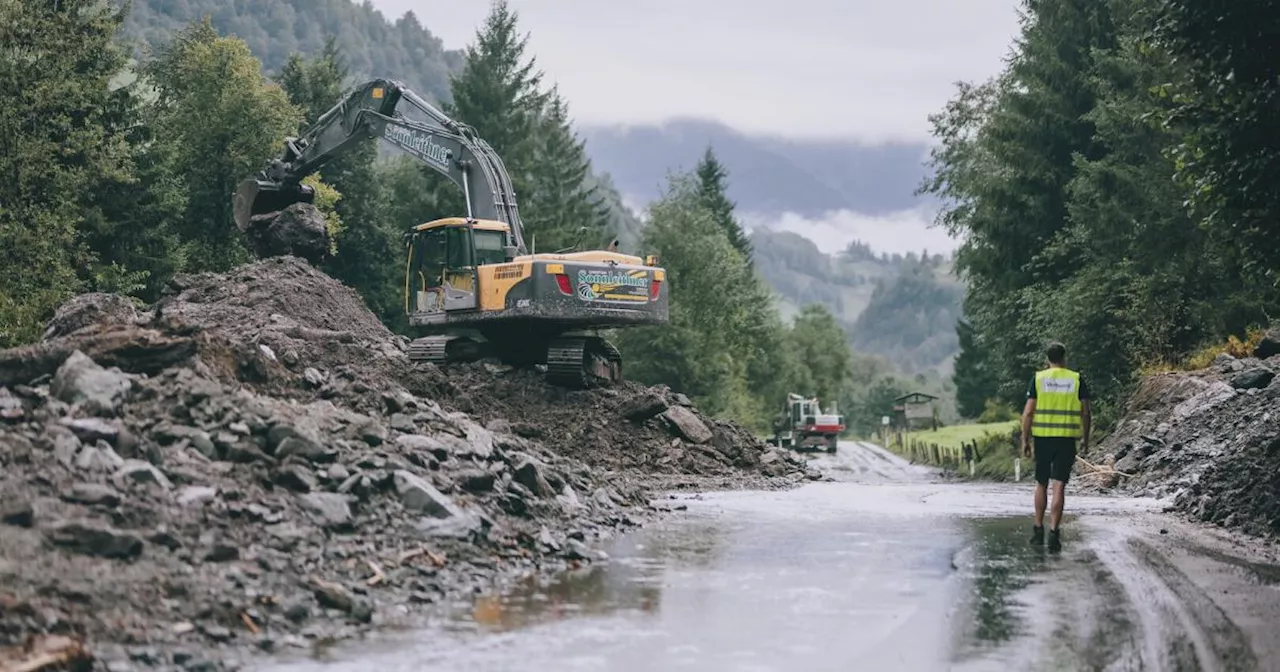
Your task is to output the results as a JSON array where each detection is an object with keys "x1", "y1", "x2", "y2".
[
  {"x1": 787, "y1": 305, "x2": 851, "y2": 403},
  {"x1": 696, "y1": 147, "x2": 752, "y2": 263},
  {"x1": 920, "y1": 0, "x2": 1280, "y2": 415},
  {"x1": 976, "y1": 399, "x2": 1018, "y2": 424},
  {"x1": 0, "y1": 0, "x2": 143, "y2": 347},
  {"x1": 121, "y1": 0, "x2": 462, "y2": 104},
  {"x1": 522, "y1": 88, "x2": 612, "y2": 252},
  {"x1": 953, "y1": 320, "x2": 998, "y2": 418},
  {"x1": 1151, "y1": 0, "x2": 1280, "y2": 289},
  {"x1": 143, "y1": 18, "x2": 303, "y2": 272}
]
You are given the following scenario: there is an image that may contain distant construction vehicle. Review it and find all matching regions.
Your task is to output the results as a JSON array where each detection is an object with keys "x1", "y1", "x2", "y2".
[
  {"x1": 771, "y1": 393, "x2": 845, "y2": 453},
  {"x1": 235, "y1": 79, "x2": 669, "y2": 388}
]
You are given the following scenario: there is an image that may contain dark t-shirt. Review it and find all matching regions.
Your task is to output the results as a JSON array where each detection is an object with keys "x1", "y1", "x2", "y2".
[{"x1": 1026, "y1": 370, "x2": 1090, "y2": 401}]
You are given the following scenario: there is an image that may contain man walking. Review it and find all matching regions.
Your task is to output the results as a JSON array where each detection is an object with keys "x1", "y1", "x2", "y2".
[{"x1": 1021, "y1": 341, "x2": 1090, "y2": 552}]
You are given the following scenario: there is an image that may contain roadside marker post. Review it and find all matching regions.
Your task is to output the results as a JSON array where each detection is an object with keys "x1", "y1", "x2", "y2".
[
  {"x1": 969, "y1": 459, "x2": 975, "y2": 477},
  {"x1": 1014, "y1": 458, "x2": 1021, "y2": 482}
]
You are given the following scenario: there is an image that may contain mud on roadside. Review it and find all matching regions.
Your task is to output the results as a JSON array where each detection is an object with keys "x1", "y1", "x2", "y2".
[{"x1": 0, "y1": 254, "x2": 818, "y2": 672}]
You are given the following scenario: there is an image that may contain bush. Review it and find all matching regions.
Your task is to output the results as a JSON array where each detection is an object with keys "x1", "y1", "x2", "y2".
[
  {"x1": 976, "y1": 398, "x2": 1018, "y2": 423},
  {"x1": 1141, "y1": 326, "x2": 1265, "y2": 374}
]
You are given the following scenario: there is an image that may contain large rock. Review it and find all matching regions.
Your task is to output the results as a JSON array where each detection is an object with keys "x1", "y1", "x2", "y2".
[
  {"x1": 50, "y1": 350, "x2": 132, "y2": 414},
  {"x1": 619, "y1": 391, "x2": 668, "y2": 422},
  {"x1": 393, "y1": 470, "x2": 463, "y2": 519},
  {"x1": 662, "y1": 406, "x2": 713, "y2": 444},
  {"x1": 512, "y1": 457, "x2": 554, "y2": 498},
  {"x1": 1230, "y1": 367, "x2": 1274, "y2": 390},
  {"x1": 243, "y1": 203, "x2": 331, "y2": 265},
  {"x1": 297, "y1": 492, "x2": 354, "y2": 528},
  {"x1": 1255, "y1": 327, "x2": 1280, "y2": 360},
  {"x1": 45, "y1": 520, "x2": 144, "y2": 559}
]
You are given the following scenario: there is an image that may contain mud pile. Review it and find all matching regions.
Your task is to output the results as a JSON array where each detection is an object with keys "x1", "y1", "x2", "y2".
[
  {"x1": 1086, "y1": 342, "x2": 1280, "y2": 539},
  {"x1": 0, "y1": 255, "x2": 812, "y2": 671}
]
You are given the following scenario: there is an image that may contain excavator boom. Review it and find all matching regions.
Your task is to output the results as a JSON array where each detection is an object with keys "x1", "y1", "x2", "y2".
[{"x1": 235, "y1": 79, "x2": 526, "y2": 254}]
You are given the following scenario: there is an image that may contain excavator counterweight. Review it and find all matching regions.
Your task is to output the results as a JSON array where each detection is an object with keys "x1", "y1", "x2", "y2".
[{"x1": 235, "y1": 78, "x2": 669, "y2": 389}]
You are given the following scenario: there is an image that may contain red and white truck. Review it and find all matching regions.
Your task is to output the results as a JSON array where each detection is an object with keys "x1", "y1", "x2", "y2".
[{"x1": 771, "y1": 393, "x2": 845, "y2": 453}]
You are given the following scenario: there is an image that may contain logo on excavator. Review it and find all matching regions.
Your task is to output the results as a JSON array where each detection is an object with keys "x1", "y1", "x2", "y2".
[
  {"x1": 575, "y1": 269, "x2": 649, "y2": 302},
  {"x1": 385, "y1": 126, "x2": 451, "y2": 168}
]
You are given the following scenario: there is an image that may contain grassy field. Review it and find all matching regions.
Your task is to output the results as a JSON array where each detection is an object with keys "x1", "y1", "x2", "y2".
[{"x1": 902, "y1": 420, "x2": 1019, "y2": 449}]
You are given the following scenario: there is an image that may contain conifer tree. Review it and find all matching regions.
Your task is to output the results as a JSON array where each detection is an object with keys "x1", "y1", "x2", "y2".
[
  {"x1": 523, "y1": 88, "x2": 612, "y2": 252},
  {"x1": 144, "y1": 18, "x2": 303, "y2": 272},
  {"x1": 0, "y1": 0, "x2": 145, "y2": 346},
  {"x1": 695, "y1": 147, "x2": 752, "y2": 263}
]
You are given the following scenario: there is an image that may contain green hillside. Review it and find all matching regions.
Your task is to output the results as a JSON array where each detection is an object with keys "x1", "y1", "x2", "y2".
[
  {"x1": 751, "y1": 229, "x2": 963, "y2": 375},
  {"x1": 120, "y1": 0, "x2": 462, "y2": 104}
]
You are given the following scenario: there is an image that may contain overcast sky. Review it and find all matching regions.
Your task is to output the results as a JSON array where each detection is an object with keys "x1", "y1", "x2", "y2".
[{"x1": 368, "y1": 0, "x2": 1021, "y2": 143}]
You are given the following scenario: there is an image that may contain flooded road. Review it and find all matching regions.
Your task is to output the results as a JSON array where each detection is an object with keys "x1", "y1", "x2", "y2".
[{"x1": 260, "y1": 442, "x2": 1280, "y2": 672}]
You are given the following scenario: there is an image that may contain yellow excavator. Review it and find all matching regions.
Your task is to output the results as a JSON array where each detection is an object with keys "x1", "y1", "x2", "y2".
[{"x1": 234, "y1": 79, "x2": 669, "y2": 388}]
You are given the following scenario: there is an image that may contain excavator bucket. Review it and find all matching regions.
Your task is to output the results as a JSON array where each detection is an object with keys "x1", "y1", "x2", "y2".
[{"x1": 233, "y1": 179, "x2": 315, "y2": 231}]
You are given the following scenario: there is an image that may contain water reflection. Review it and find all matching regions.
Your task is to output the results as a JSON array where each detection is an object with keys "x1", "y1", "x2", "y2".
[{"x1": 459, "y1": 518, "x2": 727, "y2": 633}]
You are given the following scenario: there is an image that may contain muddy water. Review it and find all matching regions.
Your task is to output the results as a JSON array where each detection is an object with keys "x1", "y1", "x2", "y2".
[{"x1": 260, "y1": 443, "x2": 1278, "y2": 672}]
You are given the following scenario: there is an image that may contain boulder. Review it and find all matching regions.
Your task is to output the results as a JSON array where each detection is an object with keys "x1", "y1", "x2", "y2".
[
  {"x1": 50, "y1": 351, "x2": 132, "y2": 415},
  {"x1": 1230, "y1": 367, "x2": 1274, "y2": 390},
  {"x1": 243, "y1": 203, "x2": 331, "y2": 265},
  {"x1": 662, "y1": 406, "x2": 713, "y2": 444},
  {"x1": 394, "y1": 470, "x2": 463, "y2": 519}
]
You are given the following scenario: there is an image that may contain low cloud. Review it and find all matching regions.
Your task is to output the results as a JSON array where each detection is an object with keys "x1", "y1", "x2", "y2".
[{"x1": 741, "y1": 207, "x2": 962, "y2": 256}]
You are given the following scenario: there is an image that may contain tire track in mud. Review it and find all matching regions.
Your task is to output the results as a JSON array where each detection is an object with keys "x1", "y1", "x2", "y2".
[{"x1": 1086, "y1": 525, "x2": 1260, "y2": 672}]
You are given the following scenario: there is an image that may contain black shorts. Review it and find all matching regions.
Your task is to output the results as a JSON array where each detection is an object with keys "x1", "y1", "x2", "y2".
[{"x1": 1033, "y1": 437, "x2": 1076, "y2": 485}]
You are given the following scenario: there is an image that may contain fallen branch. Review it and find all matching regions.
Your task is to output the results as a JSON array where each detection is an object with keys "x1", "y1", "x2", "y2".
[
  {"x1": 240, "y1": 612, "x2": 260, "y2": 635},
  {"x1": 365, "y1": 559, "x2": 386, "y2": 586},
  {"x1": 1075, "y1": 455, "x2": 1135, "y2": 478}
]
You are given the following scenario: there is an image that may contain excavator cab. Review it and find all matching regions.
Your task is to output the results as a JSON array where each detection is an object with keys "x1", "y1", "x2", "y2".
[{"x1": 405, "y1": 218, "x2": 508, "y2": 315}]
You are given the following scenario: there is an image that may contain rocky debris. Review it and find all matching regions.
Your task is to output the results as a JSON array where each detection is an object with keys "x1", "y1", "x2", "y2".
[
  {"x1": 243, "y1": 203, "x2": 331, "y2": 265},
  {"x1": 0, "y1": 253, "x2": 807, "y2": 670},
  {"x1": 44, "y1": 520, "x2": 145, "y2": 559},
  {"x1": 43, "y1": 292, "x2": 141, "y2": 340},
  {"x1": 1084, "y1": 350, "x2": 1280, "y2": 538}
]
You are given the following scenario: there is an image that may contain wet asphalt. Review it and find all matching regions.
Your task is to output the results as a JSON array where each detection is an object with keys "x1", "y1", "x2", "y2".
[{"x1": 260, "y1": 442, "x2": 1280, "y2": 672}]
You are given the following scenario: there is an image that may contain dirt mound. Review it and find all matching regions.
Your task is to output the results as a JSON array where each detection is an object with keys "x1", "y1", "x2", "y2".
[
  {"x1": 1086, "y1": 351, "x2": 1280, "y2": 538},
  {"x1": 0, "y1": 253, "x2": 810, "y2": 669}
]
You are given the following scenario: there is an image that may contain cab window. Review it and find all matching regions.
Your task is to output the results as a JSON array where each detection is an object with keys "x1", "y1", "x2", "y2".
[
  {"x1": 473, "y1": 230, "x2": 507, "y2": 265},
  {"x1": 445, "y1": 227, "x2": 472, "y2": 268},
  {"x1": 417, "y1": 229, "x2": 446, "y2": 287}
]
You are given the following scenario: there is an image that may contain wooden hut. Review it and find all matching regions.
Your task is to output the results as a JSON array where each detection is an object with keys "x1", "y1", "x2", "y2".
[{"x1": 893, "y1": 392, "x2": 939, "y2": 431}]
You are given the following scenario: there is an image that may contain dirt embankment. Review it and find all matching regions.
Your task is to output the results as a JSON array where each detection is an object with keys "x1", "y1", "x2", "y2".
[
  {"x1": 1084, "y1": 337, "x2": 1280, "y2": 539},
  {"x1": 0, "y1": 226, "x2": 815, "y2": 671}
]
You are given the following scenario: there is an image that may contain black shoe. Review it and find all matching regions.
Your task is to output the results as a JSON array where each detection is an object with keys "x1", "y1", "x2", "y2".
[
  {"x1": 1030, "y1": 525, "x2": 1044, "y2": 545},
  {"x1": 1048, "y1": 528, "x2": 1061, "y2": 552}
]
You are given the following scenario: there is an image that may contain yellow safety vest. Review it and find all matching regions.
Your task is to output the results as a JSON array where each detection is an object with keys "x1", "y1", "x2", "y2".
[{"x1": 1032, "y1": 367, "x2": 1083, "y2": 438}]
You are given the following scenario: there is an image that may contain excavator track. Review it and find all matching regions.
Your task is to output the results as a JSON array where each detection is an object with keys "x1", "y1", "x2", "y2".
[
  {"x1": 546, "y1": 336, "x2": 622, "y2": 389},
  {"x1": 407, "y1": 335, "x2": 484, "y2": 364}
]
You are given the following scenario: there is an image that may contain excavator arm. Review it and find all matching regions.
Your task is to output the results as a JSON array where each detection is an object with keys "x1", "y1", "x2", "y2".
[{"x1": 234, "y1": 78, "x2": 527, "y2": 255}]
